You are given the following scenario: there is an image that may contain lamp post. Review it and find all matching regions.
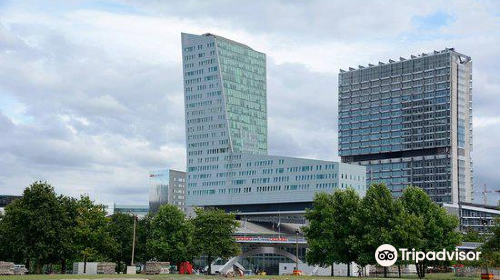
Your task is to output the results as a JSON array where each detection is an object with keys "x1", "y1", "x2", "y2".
[
  {"x1": 131, "y1": 214, "x2": 137, "y2": 266},
  {"x1": 295, "y1": 229, "x2": 299, "y2": 273},
  {"x1": 127, "y1": 214, "x2": 137, "y2": 275}
]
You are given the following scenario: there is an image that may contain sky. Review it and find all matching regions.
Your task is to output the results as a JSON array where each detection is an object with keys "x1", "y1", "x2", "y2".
[{"x1": 0, "y1": 0, "x2": 499, "y2": 206}]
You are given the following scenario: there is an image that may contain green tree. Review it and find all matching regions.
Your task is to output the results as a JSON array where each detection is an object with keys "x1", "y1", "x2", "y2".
[
  {"x1": 108, "y1": 213, "x2": 134, "y2": 273},
  {"x1": 481, "y1": 217, "x2": 500, "y2": 271},
  {"x1": 147, "y1": 205, "x2": 192, "y2": 264},
  {"x1": 462, "y1": 227, "x2": 485, "y2": 242},
  {"x1": 0, "y1": 198, "x2": 27, "y2": 265},
  {"x1": 353, "y1": 183, "x2": 399, "y2": 277},
  {"x1": 135, "y1": 213, "x2": 152, "y2": 263},
  {"x1": 56, "y1": 195, "x2": 79, "y2": 274},
  {"x1": 191, "y1": 208, "x2": 240, "y2": 274},
  {"x1": 399, "y1": 186, "x2": 461, "y2": 278},
  {"x1": 75, "y1": 195, "x2": 116, "y2": 273},
  {"x1": 304, "y1": 189, "x2": 361, "y2": 276},
  {"x1": 0, "y1": 182, "x2": 66, "y2": 273},
  {"x1": 390, "y1": 199, "x2": 424, "y2": 278},
  {"x1": 304, "y1": 193, "x2": 335, "y2": 271}
]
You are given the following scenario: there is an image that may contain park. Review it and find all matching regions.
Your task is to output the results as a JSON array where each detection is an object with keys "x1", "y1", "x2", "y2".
[{"x1": 0, "y1": 182, "x2": 498, "y2": 279}]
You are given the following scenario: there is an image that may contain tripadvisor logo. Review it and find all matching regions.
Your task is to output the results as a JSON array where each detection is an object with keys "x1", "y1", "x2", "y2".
[
  {"x1": 375, "y1": 244, "x2": 398, "y2": 266},
  {"x1": 375, "y1": 244, "x2": 481, "y2": 267}
]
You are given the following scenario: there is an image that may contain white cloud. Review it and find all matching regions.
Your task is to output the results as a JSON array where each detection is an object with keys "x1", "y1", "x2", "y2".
[{"x1": 0, "y1": 0, "x2": 499, "y2": 205}]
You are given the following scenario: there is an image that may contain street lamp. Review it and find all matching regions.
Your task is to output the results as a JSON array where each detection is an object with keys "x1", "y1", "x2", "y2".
[
  {"x1": 127, "y1": 214, "x2": 138, "y2": 275},
  {"x1": 295, "y1": 229, "x2": 300, "y2": 274},
  {"x1": 131, "y1": 214, "x2": 137, "y2": 266}
]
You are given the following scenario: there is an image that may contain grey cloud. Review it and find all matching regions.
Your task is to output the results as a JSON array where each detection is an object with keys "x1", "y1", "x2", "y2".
[
  {"x1": 267, "y1": 62, "x2": 338, "y2": 160},
  {"x1": 122, "y1": 0, "x2": 442, "y2": 41},
  {"x1": 0, "y1": 19, "x2": 185, "y2": 203},
  {"x1": 0, "y1": 0, "x2": 499, "y2": 206}
]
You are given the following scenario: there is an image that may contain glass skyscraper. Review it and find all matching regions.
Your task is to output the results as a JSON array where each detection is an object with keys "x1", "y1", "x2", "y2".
[
  {"x1": 182, "y1": 33, "x2": 366, "y2": 211},
  {"x1": 338, "y1": 48, "x2": 473, "y2": 204}
]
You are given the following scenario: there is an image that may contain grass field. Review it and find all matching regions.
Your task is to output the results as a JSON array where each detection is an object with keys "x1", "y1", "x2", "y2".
[{"x1": 0, "y1": 273, "x2": 480, "y2": 280}]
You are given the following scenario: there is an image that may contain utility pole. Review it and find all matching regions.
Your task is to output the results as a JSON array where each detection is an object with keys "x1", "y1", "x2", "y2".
[
  {"x1": 295, "y1": 229, "x2": 299, "y2": 273},
  {"x1": 131, "y1": 215, "x2": 137, "y2": 266}
]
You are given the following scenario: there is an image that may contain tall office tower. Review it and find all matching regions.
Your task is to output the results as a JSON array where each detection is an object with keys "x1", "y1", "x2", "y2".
[
  {"x1": 338, "y1": 48, "x2": 473, "y2": 204},
  {"x1": 149, "y1": 169, "x2": 186, "y2": 213},
  {"x1": 182, "y1": 33, "x2": 366, "y2": 211}
]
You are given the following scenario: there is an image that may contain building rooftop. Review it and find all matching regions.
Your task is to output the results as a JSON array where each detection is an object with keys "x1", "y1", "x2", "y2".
[
  {"x1": 201, "y1": 33, "x2": 264, "y2": 54},
  {"x1": 443, "y1": 202, "x2": 500, "y2": 213},
  {"x1": 340, "y1": 48, "x2": 471, "y2": 73}
]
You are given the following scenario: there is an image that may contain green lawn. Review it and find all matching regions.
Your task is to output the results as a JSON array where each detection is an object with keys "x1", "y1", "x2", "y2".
[{"x1": 0, "y1": 273, "x2": 480, "y2": 280}]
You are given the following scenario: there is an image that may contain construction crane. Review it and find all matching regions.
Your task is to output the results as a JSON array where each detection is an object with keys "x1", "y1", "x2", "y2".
[{"x1": 474, "y1": 184, "x2": 495, "y2": 205}]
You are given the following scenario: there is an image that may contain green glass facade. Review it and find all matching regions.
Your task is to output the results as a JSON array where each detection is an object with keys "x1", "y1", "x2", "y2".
[{"x1": 216, "y1": 37, "x2": 267, "y2": 154}]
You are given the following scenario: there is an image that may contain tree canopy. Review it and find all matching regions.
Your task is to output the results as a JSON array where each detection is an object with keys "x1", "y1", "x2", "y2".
[
  {"x1": 108, "y1": 213, "x2": 135, "y2": 273},
  {"x1": 399, "y1": 186, "x2": 461, "y2": 278},
  {"x1": 191, "y1": 208, "x2": 240, "y2": 274},
  {"x1": 74, "y1": 195, "x2": 116, "y2": 272},
  {"x1": 354, "y1": 183, "x2": 400, "y2": 266},
  {"x1": 305, "y1": 183, "x2": 463, "y2": 278},
  {"x1": 0, "y1": 182, "x2": 67, "y2": 273},
  {"x1": 147, "y1": 204, "x2": 192, "y2": 264},
  {"x1": 304, "y1": 189, "x2": 360, "y2": 276}
]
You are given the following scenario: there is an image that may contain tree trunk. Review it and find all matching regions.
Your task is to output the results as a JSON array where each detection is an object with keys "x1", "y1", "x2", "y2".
[
  {"x1": 61, "y1": 259, "x2": 66, "y2": 274},
  {"x1": 207, "y1": 253, "x2": 212, "y2": 275},
  {"x1": 117, "y1": 258, "x2": 122, "y2": 274},
  {"x1": 416, "y1": 262, "x2": 426, "y2": 279},
  {"x1": 398, "y1": 264, "x2": 401, "y2": 278},
  {"x1": 347, "y1": 262, "x2": 350, "y2": 277},
  {"x1": 331, "y1": 263, "x2": 334, "y2": 276},
  {"x1": 36, "y1": 260, "x2": 42, "y2": 274},
  {"x1": 83, "y1": 253, "x2": 87, "y2": 274}
]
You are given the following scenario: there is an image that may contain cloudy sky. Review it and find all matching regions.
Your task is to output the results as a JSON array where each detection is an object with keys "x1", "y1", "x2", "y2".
[{"x1": 0, "y1": 0, "x2": 499, "y2": 205}]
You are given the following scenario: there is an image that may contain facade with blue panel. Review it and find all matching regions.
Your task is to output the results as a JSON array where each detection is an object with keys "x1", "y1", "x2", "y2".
[{"x1": 338, "y1": 49, "x2": 473, "y2": 204}]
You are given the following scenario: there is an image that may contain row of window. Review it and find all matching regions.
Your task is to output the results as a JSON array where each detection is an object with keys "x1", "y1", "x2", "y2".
[{"x1": 188, "y1": 182, "x2": 364, "y2": 195}]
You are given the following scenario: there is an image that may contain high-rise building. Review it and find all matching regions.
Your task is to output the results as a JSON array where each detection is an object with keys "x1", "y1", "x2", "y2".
[
  {"x1": 338, "y1": 48, "x2": 473, "y2": 204},
  {"x1": 149, "y1": 169, "x2": 186, "y2": 213},
  {"x1": 182, "y1": 33, "x2": 366, "y2": 211}
]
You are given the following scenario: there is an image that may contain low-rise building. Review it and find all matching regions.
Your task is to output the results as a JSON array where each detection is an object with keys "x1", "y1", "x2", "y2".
[
  {"x1": 0, "y1": 195, "x2": 21, "y2": 215},
  {"x1": 113, "y1": 204, "x2": 149, "y2": 218},
  {"x1": 443, "y1": 202, "x2": 499, "y2": 233},
  {"x1": 149, "y1": 169, "x2": 186, "y2": 213}
]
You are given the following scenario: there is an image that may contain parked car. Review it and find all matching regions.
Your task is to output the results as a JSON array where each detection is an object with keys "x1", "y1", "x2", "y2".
[{"x1": 14, "y1": 264, "x2": 27, "y2": 275}]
